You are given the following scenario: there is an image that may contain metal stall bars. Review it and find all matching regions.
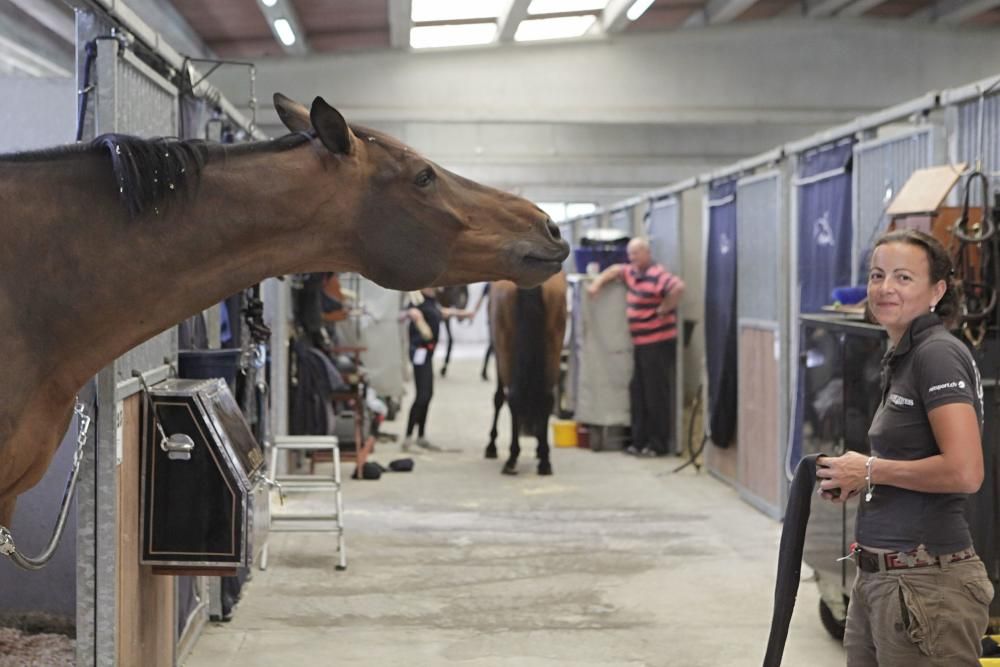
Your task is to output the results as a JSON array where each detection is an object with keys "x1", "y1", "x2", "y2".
[
  {"x1": 736, "y1": 163, "x2": 788, "y2": 519},
  {"x1": 76, "y1": 20, "x2": 181, "y2": 667},
  {"x1": 73, "y1": 3, "x2": 263, "y2": 664},
  {"x1": 607, "y1": 207, "x2": 632, "y2": 236},
  {"x1": 852, "y1": 127, "x2": 938, "y2": 284},
  {"x1": 942, "y1": 75, "x2": 1000, "y2": 628},
  {"x1": 645, "y1": 194, "x2": 685, "y2": 455}
]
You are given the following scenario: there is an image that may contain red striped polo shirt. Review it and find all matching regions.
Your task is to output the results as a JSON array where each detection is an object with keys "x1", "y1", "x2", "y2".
[{"x1": 623, "y1": 263, "x2": 680, "y2": 346}]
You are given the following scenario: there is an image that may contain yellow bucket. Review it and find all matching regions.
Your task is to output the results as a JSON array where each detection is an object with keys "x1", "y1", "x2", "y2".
[{"x1": 552, "y1": 420, "x2": 578, "y2": 448}]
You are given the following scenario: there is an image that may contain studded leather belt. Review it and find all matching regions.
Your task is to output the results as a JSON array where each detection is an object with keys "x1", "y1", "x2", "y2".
[{"x1": 855, "y1": 545, "x2": 976, "y2": 573}]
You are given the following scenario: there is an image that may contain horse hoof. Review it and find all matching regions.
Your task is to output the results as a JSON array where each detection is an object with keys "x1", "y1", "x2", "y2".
[
  {"x1": 485, "y1": 446, "x2": 498, "y2": 459},
  {"x1": 502, "y1": 463, "x2": 518, "y2": 475},
  {"x1": 537, "y1": 461, "x2": 553, "y2": 476}
]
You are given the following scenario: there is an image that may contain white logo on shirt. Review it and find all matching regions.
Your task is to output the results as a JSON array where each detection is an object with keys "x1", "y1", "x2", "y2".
[
  {"x1": 888, "y1": 393, "x2": 914, "y2": 407},
  {"x1": 928, "y1": 381, "x2": 964, "y2": 393}
]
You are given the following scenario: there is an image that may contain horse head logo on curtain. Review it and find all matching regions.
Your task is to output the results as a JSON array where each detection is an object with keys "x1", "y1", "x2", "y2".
[{"x1": 813, "y1": 211, "x2": 835, "y2": 247}]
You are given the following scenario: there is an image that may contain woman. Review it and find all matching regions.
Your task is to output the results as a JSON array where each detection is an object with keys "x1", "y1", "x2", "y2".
[
  {"x1": 817, "y1": 229, "x2": 992, "y2": 666},
  {"x1": 402, "y1": 287, "x2": 469, "y2": 451}
]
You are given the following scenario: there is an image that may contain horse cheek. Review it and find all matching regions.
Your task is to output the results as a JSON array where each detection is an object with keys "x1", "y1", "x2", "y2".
[{"x1": 359, "y1": 212, "x2": 450, "y2": 290}]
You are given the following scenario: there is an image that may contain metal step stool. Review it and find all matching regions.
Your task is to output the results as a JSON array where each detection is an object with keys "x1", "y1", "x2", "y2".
[{"x1": 261, "y1": 435, "x2": 346, "y2": 571}]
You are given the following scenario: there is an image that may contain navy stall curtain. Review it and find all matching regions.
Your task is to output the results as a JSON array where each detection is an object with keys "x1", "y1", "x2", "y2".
[
  {"x1": 789, "y1": 140, "x2": 854, "y2": 472},
  {"x1": 797, "y1": 140, "x2": 854, "y2": 313},
  {"x1": 705, "y1": 179, "x2": 739, "y2": 448}
]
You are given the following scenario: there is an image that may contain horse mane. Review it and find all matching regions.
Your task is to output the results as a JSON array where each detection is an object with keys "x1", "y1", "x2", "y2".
[{"x1": 2, "y1": 132, "x2": 312, "y2": 220}]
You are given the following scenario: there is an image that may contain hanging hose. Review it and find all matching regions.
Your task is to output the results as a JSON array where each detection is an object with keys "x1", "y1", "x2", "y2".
[
  {"x1": 673, "y1": 385, "x2": 705, "y2": 474},
  {"x1": 75, "y1": 41, "x2": 98, "y2": 142}
]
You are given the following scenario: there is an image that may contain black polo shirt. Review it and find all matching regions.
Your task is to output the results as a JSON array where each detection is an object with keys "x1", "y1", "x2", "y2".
[{"x1": 856, "y1": 313, "x2": 984, "y2": 555}]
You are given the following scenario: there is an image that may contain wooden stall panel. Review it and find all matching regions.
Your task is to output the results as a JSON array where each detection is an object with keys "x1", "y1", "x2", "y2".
[
  {"x1": 737, "y1": 328, "x2": 780, "y2": 509},
  {"x1": 117, "y1": 395, "x2": 174, "y2": 667}
]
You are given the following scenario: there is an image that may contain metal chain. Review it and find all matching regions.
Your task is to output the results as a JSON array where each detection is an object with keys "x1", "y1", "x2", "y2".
[{"x1": 0, "y1": 396, "x2": 92, "y2": 569}]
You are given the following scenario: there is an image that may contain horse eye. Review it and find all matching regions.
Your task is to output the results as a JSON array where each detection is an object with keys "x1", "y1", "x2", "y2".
[{"x1": 415, "y1": 168, "x2": 435, "y2": 188}]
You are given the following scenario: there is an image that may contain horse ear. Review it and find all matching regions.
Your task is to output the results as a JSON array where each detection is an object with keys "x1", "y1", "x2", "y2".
[
  {"x1": 273, "y1": 93, "x2": 312, "y2": 133},
  {"x1": 309, "y1": 97, "x2": 354, "y2": 156}
]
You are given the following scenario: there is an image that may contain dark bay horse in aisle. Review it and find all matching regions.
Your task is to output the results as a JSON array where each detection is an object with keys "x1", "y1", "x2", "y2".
[
  {"x1": 0, "y1": 93, "x2": 568, "y2": 527},
  {"x1": 485, "y1": 272, "x2": 567, "y2": 475}
]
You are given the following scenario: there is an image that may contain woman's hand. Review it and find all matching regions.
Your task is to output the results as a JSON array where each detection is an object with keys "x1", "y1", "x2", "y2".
[{"x1": 816, "y1": 452, "x2": 869, "y2": 504}]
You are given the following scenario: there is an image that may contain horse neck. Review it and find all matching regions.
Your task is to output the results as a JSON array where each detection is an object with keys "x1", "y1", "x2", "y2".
[{"x1": 0, "y1": 146, "x2": 362, "y2": 391}]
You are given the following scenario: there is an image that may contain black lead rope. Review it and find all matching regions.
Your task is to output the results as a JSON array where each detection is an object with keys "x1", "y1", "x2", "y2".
[{"x1": 763, "y1": 453, "x2": 825, "y2": 667}]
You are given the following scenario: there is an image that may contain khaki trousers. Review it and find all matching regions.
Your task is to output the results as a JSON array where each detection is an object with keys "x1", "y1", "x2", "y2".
[{"x1": 844, "y1": 556, "x2": 994, "y2": 666}]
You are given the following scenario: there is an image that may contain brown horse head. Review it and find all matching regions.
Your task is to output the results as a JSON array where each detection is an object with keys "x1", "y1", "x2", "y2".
[{"x1": 274, "y1": 93, "x2": 568, "y2": 291}]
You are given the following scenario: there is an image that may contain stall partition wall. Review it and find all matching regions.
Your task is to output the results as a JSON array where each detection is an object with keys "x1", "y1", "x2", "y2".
[
  {"x1": 608, "y1": 208, "x2": 632, "y2": 235},
  {"x1": 77, "y1": 15, "x2": 180, "y2": 666},
  {"x1": 703, "y1": 178, "x2": 740, "y2": 483},
  {"x1": 948, "y1": 92, "x2": 1000, "y2": 207},
  {"x1": 645, "y1": 196, "x2": 684, "y2": 453},
  {"x1": 852, "y1": 128, "x2": 937, "y2": 282},
  {"x1": 334, "y1": 276, "x2": 408, "y2": 399},
  {"x1": 735, "y1": 171, "x2": 786, "y2": 518},
  {"x1": 558, "y1": 219, "x2": 577, "y2": 275},
  {"x1": 578, "y1": 214, "x2": 600, "y2": 240},
  {"x1": 0, "y1": 77, "x2": 79, "y2": 624},
  {"x1": 788, "y1": 139, "x2": 855, "y2": 474}
]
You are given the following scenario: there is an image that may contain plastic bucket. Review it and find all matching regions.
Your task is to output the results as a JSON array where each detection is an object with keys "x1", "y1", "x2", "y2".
[
  {"x1": 178, "y1": 349, "x2": 242, "y2": 394},
  {"x1": 552, "y1": 419, "x2": 578, "y2": 448}
]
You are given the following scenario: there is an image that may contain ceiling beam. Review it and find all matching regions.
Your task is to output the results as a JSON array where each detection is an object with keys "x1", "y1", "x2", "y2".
[
  {"x1": 684, "y1": 0, "x2": 764, "y2": 25},
  {"x1": 498, "y1": 0, "x2": 533, "y2": 41},
  {"x1": 602, "y1": 0, "x2": 635, "y2": 33},
  {"x1": 929, "y1": 0, "x2": 1000, "y2": 22},
  {"x1": 388, "y1": 0, "x2": 412, "y2": 48},
  {"x1": 255, "y1": 0, "x2": 309, "y2": 56},
  {"x1": 837, "y1": 0, "x2": 892, "y2": 17}
]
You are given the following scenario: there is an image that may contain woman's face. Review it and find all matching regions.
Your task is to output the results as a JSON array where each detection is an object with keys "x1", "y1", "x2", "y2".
[{"x1": 867, "y1": 242, "x2": 945, "y2": 341}]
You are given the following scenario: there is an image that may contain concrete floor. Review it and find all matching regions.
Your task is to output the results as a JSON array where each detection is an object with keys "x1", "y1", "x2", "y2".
[{"x1": 184, "y1": 355, "x2": 845, "y2": 667}]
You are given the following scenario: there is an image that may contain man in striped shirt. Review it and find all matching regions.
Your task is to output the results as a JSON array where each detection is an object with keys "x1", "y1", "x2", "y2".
[{"x1": 587, "y1": 238, "x2": 685, "y2": 457}]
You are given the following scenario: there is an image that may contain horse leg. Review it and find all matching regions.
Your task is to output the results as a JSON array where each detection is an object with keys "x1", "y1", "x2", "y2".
[
  {"x1": 481, "y1": 343, "x2": 493, "y2": 381},
  {"x1": 0, "y1": 496, "x2": 15, "y2": 527},
  {"x1": 441, "y1": 319, "x2": 453, "y2": 377},
  {"x1": 485, "y1": 380, "x2": 504, "y2": 459},
  {"x1": 503, "y1": 407, "x2": 520, "y2": 475},
  {"x1": 536, "y1": 393, "x2": 554, "y2": 475}
]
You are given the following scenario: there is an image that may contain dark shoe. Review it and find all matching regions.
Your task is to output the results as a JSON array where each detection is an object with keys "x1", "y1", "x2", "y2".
[{"x1": 639, "y1": 449, "x2": 668, "y2": 458}]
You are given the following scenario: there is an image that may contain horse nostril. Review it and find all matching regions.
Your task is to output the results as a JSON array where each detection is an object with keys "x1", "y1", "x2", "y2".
[{"x1": 545, "y1": 219, "x2": 561, "y2": 240}]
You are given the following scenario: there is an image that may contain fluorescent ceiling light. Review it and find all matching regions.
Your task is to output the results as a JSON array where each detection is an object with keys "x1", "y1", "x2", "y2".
[
  {"x1": 411, "y1": 0, "x2": 504, "y2": 22},
  {"x1": 410, "y1": 23, "x2": 497, "y2": 49},
  {"x1": 260, "y1": 0, "x2": 277, "y2": 6},
  {"x1": 514, "y1": 15, "x2": 596, "y2": 41},
  {"x1": 626, "y1": 0, "x2": 656, "y2": 20},
  {"x1": 273, "y1": 18, "x2": 296, "y2": 46},
  {"x1": 527, "y1": 0, "x2": 608, "y2": 14}
]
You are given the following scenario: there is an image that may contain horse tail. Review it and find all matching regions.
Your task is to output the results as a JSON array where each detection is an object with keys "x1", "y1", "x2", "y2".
[{"x1": 509, "y1": 286, "x2": 549, "y2": 435}]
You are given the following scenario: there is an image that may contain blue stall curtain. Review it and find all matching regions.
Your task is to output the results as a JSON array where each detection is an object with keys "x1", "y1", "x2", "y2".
[
  {"x1": 797, "y1": 139, "x2": 854, "y2": 313},
  {"x1": 705, "y1": 178, "x2": 739, "y2": 448},
  {"x1": 788, "y1": 139, "x2": 854, "y2": 472}
]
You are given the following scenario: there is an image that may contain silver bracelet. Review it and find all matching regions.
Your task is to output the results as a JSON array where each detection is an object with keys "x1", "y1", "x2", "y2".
[{"x1": 865, "y1": 455, "x2": 876, "y2": 502}]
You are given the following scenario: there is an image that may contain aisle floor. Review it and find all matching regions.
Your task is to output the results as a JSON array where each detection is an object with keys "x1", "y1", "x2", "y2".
[{"x1": 184, "y1": 355, "x2": 845, "y2": 667}]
